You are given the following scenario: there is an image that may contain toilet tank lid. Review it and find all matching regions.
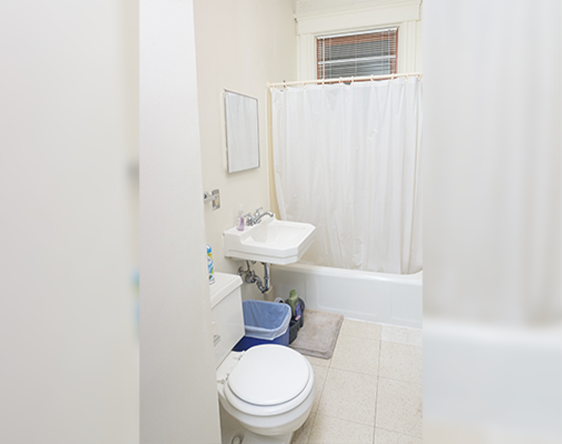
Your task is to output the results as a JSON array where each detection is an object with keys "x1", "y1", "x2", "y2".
[{"x1": 210, "y1": 272, "x2": 243, "y2": 308}]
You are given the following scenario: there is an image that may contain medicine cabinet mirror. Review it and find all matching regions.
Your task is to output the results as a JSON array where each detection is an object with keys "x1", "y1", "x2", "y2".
[{"x1": 224, "y1": 90, "x2": 260, "y2": 173}]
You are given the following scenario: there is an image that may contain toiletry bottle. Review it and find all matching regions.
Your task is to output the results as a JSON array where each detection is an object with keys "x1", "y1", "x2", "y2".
[
  {"x1": 287, "y1": 289, "x2": 298, "y2": 317},
  {"x1": 236, "y1": 204, "x2": 245, "y2": 231},
  {"x1": 206, "y1": 244, "x2": 215, "y2": 284},
  {"x1": 295, "y1": 300, "x2": 302, "y2": 321}
]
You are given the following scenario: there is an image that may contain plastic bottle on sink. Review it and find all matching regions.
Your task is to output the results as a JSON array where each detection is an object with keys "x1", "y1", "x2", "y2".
[{"x1": 236, "y1": 204, "x2": 245, "y2": 231}]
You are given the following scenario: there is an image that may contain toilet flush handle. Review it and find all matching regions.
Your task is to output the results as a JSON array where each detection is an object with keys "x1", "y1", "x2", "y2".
[
  {"x1": 230, "y1": 435, "x2": 243, "y2": 444},
  {"x1": 211, "y1": 321, "x2": 220, "y2": 346}
]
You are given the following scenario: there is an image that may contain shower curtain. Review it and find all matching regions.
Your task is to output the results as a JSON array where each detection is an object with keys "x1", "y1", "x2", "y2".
[{"x1": 271, "y1": 77, "x2": 422, "y2": 274}]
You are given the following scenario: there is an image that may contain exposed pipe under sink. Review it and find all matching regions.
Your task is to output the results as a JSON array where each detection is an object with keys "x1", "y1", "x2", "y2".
[{"x1": 238, "y1": 260, "x2": 271, "y2": 294}]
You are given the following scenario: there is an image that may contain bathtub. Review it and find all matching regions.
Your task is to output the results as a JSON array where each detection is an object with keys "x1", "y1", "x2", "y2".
[
  {"x1": 423, "y1": 318, "x2": 562, "y2": 442},
  {"x1": 270, "y1": 263, "x2": 422, "y2": 329}
]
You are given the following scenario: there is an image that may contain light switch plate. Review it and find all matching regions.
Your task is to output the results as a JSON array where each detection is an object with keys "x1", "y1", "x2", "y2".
[{"x1": 212, "y1": 189, "x2": 220, "y2": 210}]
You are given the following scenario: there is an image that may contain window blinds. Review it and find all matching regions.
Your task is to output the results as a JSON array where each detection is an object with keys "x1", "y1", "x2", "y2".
[{"x1": 317, "y1": 28, "x2": 398, "y2": 79}]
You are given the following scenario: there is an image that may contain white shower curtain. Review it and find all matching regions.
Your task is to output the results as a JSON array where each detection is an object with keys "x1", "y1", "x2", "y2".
[
  {"x1": 423, "y1": 0, "x2": 561, "y2": 325},
  {"x1": 271, "y1": 78, "x2": 422, "y2": 274}
]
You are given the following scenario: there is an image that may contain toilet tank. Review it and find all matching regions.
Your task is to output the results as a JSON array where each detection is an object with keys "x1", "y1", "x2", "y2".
[{"x1": 209, "y1": 272, "x2": 245, "y2": 367}]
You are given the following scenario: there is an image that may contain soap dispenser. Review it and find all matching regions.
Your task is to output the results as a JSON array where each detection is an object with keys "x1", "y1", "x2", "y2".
[{"x1": 236, "y1": 204, "x2": 245, "y2": 231}]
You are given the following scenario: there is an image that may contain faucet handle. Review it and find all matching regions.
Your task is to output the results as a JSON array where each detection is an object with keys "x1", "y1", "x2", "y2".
[
  {"x1": 243, "y1": 213, "x2": 254, "y2": 226},
  {"x1": 254, "y1": 207, "x2": 263, "y2": 216}
]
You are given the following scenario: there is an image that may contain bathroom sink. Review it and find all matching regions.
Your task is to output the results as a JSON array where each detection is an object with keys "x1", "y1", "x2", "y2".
[{"x1": 223, "y1": 217, "x2": 315, "y2": 265}]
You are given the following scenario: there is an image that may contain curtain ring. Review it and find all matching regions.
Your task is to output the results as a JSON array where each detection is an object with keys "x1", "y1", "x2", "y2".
[
  {"x1": 339, "y1": 77, "x2": 343, "y2": 85},
  {"x1": 321, "y1": 78, "x2": 325, "y2": 87},
  {"x1": 370, "y1": 75, "x2": 374, "y2": 83},
  {"x1": 351, "y1": 76, "x2": 354, "y2": 85}
]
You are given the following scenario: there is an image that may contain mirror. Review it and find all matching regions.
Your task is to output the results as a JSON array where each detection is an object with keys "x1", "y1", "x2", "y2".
[{"x1": 224, "y1": 90, "x2": 260, "y2": 173}]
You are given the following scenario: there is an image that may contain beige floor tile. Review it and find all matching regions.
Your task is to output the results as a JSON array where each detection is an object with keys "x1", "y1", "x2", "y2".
[
  {"x1": 376, "y1": 378, "x2": 422, "y2": 437},
  {"x1": 381, "y1": 325, "x2": 422, "y2": 347},
  {"x1": 317, "y1": 368, "x2": 377, "y2": 425},
  {"x1": 378, "y1": 342, "x2": 422, "y2": 384},
  {"x1": 340, "y1": 318, "x2": 382, "y2": 339},
  {"x1": 330, "y1": 333, "x2": 380, "y2": 375},
  {"x1": 289, "y1": 362, "x2": 329, "y2": 443},
  {"x1": 308, "y1": 414, "x2": 374, "y2": 444},
  {"x1": 310, "y1": 364, "x2": 328, "y2": 414},
  {"x1": 374, "y1": 428, "x2": 423, "y2": 444},
  {"x1": 305, "y1": 354, "x2": 330, "y2": 368}
]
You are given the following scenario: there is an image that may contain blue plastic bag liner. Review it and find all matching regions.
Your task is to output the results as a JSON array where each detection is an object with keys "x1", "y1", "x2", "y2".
[{"x1": 241, "y1": 300, "x2": 291, "y2": 341}]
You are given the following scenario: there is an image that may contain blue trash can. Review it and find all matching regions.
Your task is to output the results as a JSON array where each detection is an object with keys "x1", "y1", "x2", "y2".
[{"x1": 233, "y1": 300, "x2": 291, "y2": 351}]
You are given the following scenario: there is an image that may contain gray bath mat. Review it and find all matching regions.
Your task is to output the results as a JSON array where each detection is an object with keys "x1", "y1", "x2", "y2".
[{"x1": 289, "y1": 309, "x2": 344, "y2": 359}]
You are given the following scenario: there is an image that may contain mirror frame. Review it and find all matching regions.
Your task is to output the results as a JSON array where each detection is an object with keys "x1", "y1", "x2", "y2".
[{"x1": 224, "y1": 90, "x2": 260, "y2": 174}]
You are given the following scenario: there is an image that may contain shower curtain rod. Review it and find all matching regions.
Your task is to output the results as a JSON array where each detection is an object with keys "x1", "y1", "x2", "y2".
[{"x1": 268, "y1": 72, "x2": 422, "y2": 88}]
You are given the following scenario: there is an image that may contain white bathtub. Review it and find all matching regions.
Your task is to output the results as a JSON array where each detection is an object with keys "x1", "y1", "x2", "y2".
[
  {"x1": 423, "y1": 318, "x2": 562, "y2": 442},
  {"x1": 270, "y1": 263, "x2": 422, "y2": 329}
]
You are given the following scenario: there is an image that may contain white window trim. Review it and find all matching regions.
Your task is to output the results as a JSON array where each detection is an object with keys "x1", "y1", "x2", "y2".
[{"x1": 295, "y1": 0, "x2": 422, "y2": 80}]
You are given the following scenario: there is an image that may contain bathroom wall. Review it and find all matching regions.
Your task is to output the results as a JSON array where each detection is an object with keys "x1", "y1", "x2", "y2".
[
  {"x1": 140, "y1": 1, "x2": 221, "y2": 443},
  {"x1": 1, "y1": 2, "x2": 139, "y2": 443},
  {"x1": 294, "y1": 0, "x2": 422, "y2": 78},
  {"x1": 296, "y1": 0, "x2": 389, "y2": 15},
  {"x1": 193, "y1": 0, "x2": 297, "y2": 299}
]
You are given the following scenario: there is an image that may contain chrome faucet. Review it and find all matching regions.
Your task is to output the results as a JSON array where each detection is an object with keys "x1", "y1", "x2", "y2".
[{"x1": 245, "y1": 207, "x2": 275, "y2": 226}]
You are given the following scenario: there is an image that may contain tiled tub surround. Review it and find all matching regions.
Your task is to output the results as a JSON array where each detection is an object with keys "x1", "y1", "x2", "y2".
[{"x1": 291, "y1": 319, "x2": 422, "y2": 444}]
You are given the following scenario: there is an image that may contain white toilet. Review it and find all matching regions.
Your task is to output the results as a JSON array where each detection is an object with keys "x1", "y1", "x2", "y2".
[{"x1": 210, "y1": 272, "x2": 315, "y2": 444}]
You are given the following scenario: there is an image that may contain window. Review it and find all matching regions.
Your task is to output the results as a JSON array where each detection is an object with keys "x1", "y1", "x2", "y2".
[{"x1": 316, "y1": 28, "x2": 398, "y2": 79}]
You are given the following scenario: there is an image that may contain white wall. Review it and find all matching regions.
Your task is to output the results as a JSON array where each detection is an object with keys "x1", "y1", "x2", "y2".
[
  {"x1": 0, "y1": 2, "x2": 138, "y2": 443},
  {"x1": 140, "y1": 1, "x2": 221, "y2": 443},
  {"x1": 296, "y1": 0, "x2": 390, "y2": 15},
  {"x1": 193, "y1": 0, "x2": 297, "y2": 300},
  {"x1": 295, "y1": 0, "x2": 422, "y2": 79}
]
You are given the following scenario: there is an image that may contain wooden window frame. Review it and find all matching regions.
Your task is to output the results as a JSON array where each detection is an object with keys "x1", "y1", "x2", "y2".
[{"x1": 316, "y1": 28, "x2": 398, "y2": 80}]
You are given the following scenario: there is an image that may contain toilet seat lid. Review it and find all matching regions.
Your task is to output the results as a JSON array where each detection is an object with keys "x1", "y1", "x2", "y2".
[{"x1": 227, "y1": 344, "x2": 310, "y2": 406}]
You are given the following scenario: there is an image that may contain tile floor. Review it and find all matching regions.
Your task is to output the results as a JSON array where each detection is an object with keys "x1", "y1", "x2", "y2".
[{"x1": 291, "y1": 319, "x2": 423, "y2": 444}]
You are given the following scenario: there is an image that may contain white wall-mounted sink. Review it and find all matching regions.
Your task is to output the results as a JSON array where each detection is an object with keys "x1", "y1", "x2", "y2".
[{"x1": 223, "y1": 217, "x2": 315, "y2": 265}]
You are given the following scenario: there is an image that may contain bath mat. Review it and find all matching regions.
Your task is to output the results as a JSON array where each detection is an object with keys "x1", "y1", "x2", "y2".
[{"x1": 289, "y1": 309, "x2": 344, "y2": 359}]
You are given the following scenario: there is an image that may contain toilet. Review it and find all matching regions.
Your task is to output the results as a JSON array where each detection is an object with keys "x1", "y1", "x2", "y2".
[{"x1": 210, "y1": 272, "x2": 315, "y2": 444}]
